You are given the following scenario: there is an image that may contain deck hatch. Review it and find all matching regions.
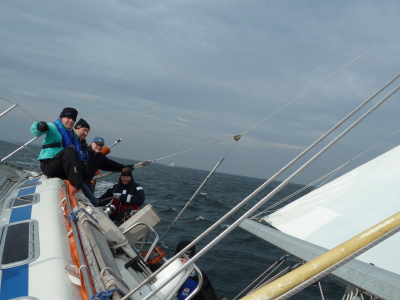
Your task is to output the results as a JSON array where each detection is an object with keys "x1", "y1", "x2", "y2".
[
  {"x1": 9, "y1": 194, "x2": 40, "y2": 208},
  {"x1": 0, "y1": 220, "x2": 40, "y2": 269},
  {"x1": 19, "y1": 179, "x2": 41, "y2": 189}
]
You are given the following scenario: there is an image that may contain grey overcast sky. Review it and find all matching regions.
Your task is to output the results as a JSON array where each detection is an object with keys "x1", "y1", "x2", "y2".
[{"x1": 1, "y1": 1, "x2": 399, "y2": 185}]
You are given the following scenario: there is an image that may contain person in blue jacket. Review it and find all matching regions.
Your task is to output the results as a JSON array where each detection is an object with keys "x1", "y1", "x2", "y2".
[
  {"x1": 30, "y1": 107, "x2": 86, "y2": 191},
  {"x1": 73, "y1": 118, "x2": 91, "y2": 163},
  {"x1": 175, "y1": 241, "x2": 218, "y2": 300}
]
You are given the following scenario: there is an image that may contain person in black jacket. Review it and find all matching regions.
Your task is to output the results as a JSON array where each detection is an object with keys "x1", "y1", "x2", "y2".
[
  {"x1": 98, "y1": 167, "x2": 145, "y2": 224},
  {"x1": 86, "y1": 136, "x2": 126, "y2": 193}
]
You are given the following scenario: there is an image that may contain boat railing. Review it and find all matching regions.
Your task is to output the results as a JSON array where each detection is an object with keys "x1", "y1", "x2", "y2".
[
  {"x1": 184, "y1": 261, "x2": 203, "y2": 300},
  {"x1": 120, "y1": 221, "x2": 203, "y2": 299},
  {"x1": 62, "y1": 178, "x2": 201, "y2": 300},
  {"x1": 152, "y1": 254, "x2": 200, "y2": 300},
  {"x1": 123, "y1": 221, "x2": 160, "y2": 262}
]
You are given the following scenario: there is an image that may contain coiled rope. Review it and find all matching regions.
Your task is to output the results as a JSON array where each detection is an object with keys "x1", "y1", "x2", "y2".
[{"x1": 91, "y1": 288, "x2": 130, "y2": 300}]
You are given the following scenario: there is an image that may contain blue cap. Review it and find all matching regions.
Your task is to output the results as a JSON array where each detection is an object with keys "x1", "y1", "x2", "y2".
[{"x1": 92, "y1": 137, "x2": 104, "y2": 144}]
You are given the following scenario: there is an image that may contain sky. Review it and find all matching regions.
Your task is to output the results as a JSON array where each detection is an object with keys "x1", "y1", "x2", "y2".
[{"x1": 0, "y1": 1, "x2": 400, "y2": 185}]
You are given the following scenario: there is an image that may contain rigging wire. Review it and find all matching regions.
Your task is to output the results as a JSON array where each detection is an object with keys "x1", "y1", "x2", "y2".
[
  {"x1": 0, "y1": 98, "x2": 38, "y2": 121},
  {"x1": 95, "y1": 28, "x2": 400, "y2": 175},
  {"x1": 0, "y1": 30, "x2": 399, "y2": 300},
  {"x1": 0, "y1": 137, "x2": 40, "y2": 157},
  {"x1": 93, "y1": 135, "x2": 241, "y2": 179},
  {"x1": 241, "y1": 28, "x2": 400, "y2": 136},
  {"x1": 318, "y1": 281, "x2": 326, "y2": 300},
  {"x1": 0, "y1": 96, "x2": 14, "y2": 104},
  {"x1": 158, "y1": 137, "x2": 241, "y2": 242},
  {"x1": 97, "y1": 29, "x2": 400, "y2": 229},
  {"x1": 232, "y1": 254, "x2": 289, "y2": 300},
  {"x1": 130, "y1": 31, "x2": 400, "y2": 273},
  {"x1": 1, "y1": 29, "x2": 400, "y2": 168},
  {"x1": 152, "y1": 135, "x2": 236, "y2": 162},
  {"x1": 273, "y1": 217, "x2": 400, "y2": 300},
  {"x1": 0, "y1": 100, "x2": 40, "y2": 162},
  {"x1": 121, "y1": 81, "x2": 400, "y2": 300}
]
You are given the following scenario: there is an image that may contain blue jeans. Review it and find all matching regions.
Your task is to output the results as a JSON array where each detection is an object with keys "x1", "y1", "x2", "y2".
[{"x1": 82, "y1": 183, "x2": 98, "y2": 207}]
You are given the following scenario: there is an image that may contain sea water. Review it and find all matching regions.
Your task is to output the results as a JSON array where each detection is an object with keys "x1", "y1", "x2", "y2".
[{"x1": 0, "y1": 140, "x2": 345, "y2": 299}]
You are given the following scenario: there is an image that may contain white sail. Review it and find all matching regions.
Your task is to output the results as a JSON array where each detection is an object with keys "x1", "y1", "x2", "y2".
[{"x1": 264, "y1": 145, "x2": 400, "y2": 275}]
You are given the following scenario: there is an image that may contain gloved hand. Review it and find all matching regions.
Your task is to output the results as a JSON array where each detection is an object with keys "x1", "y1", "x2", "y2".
[
  {"x1": 118, "y1": 194, "x2": 127, "y2": 203},
  {"x1": 124, "y1": 164, "x2": 135, "y2": 170},
  {"x1": 37, "y1": 121, "x2": 49, "y2": 132}
]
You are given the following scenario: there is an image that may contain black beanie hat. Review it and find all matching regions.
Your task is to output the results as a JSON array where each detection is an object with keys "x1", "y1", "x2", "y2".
[
  {"x1": 175, "y1": 240, "x2": 196, "y2": 257},
  {"x1": 60, "y1": 107, "x2": 78, "y2": 121},
  {"x1": 74, "y1": 118, "x2": 90, "y2": 130},
  {"x1": 121, "y1": 167, "x2": 133, "y2": 177}
]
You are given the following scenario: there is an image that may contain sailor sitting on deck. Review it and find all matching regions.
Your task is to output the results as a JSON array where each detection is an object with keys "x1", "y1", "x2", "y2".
[
  {"x1": 98, "y1": 167, "x2": 145, "y2": 224},
  {"x1": 72, "y1": 118, "x2": 102, "y2": 206},
  {"x1": 73, "y1": 118, "x2": 91, "y2": 178},
  {"x1": 175, "y1": 241, "x2": 218, "y2": 300},
  {"x1": 30, "y1": 107, "x2": 86, "y2": 192}
]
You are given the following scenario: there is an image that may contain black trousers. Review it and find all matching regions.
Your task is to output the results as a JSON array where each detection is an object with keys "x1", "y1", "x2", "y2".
[{"x1": 40, "y1": 148, "x2": 83, "y2": 190}]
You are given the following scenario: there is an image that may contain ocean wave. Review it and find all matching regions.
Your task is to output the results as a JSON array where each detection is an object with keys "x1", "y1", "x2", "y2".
[
  {"x1": 219, "y1": 223, "x2": 230, "y2": 229},
  {"x1": 195, "y1": 215, "x2": 205, "y2": 221}
]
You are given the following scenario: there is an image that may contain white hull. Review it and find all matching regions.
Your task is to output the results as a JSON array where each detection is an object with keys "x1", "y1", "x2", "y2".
[{"x1": 0, "y1": 162, "x2": 193, "y2": 300}]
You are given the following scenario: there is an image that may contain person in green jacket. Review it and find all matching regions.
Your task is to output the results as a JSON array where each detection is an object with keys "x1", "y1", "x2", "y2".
[{"x1": 30, "y1": 107, "x2": 85, "y2": 191}]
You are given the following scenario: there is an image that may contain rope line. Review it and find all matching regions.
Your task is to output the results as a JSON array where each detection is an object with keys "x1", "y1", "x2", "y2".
[
  {"x1": 0, "y1": 96, "x2": 14, "y2": 104},
  {"x1": 0, "y1": 101, "x2": 40, "y2": 161},
  {"x1": 242, "y1": 28, "x2": 400, "y2": 136},
  {"x1": 0, "y1": 98, "x2": 38, "y2": 120},
  {"x1": 2, "y1": 30, "x2": 400, "y2": 300},
  {"x1": 122, "y1": 27, "x2": 400, "y2": 168},
  {"x1": 233, "y1": 254, "x2": 289, "y2": 300},
  {"x1": 158, "y1": 136, "x2": 242, "y2": 242},
  {"x1": 133, "y1": 22, "x2": 399, "y2": 165},
  {"x1": 2, "y1": 28, "x2": 400, "y2": 171},
  {"x1": 121, "y1": 80, "x2": 400, "y2": 300},
  {"x1": 0, "y1": 137, "x2": 40, "y2": 156},
  {"x1": 91, "y1": 288, "x2": 130, "y2": 300},
  {"x1": 17, "y1": 104, "x2": 38, "y2": 121},
  {"x1": 151, "y1": 135, "x2": 235, "y2": 162},
  {"x1": 274, "y1": 225, "x2": 400, "y2": 299},
  {"x1": 318, "y1": 281, "x2": 325, "y2": 300}
]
